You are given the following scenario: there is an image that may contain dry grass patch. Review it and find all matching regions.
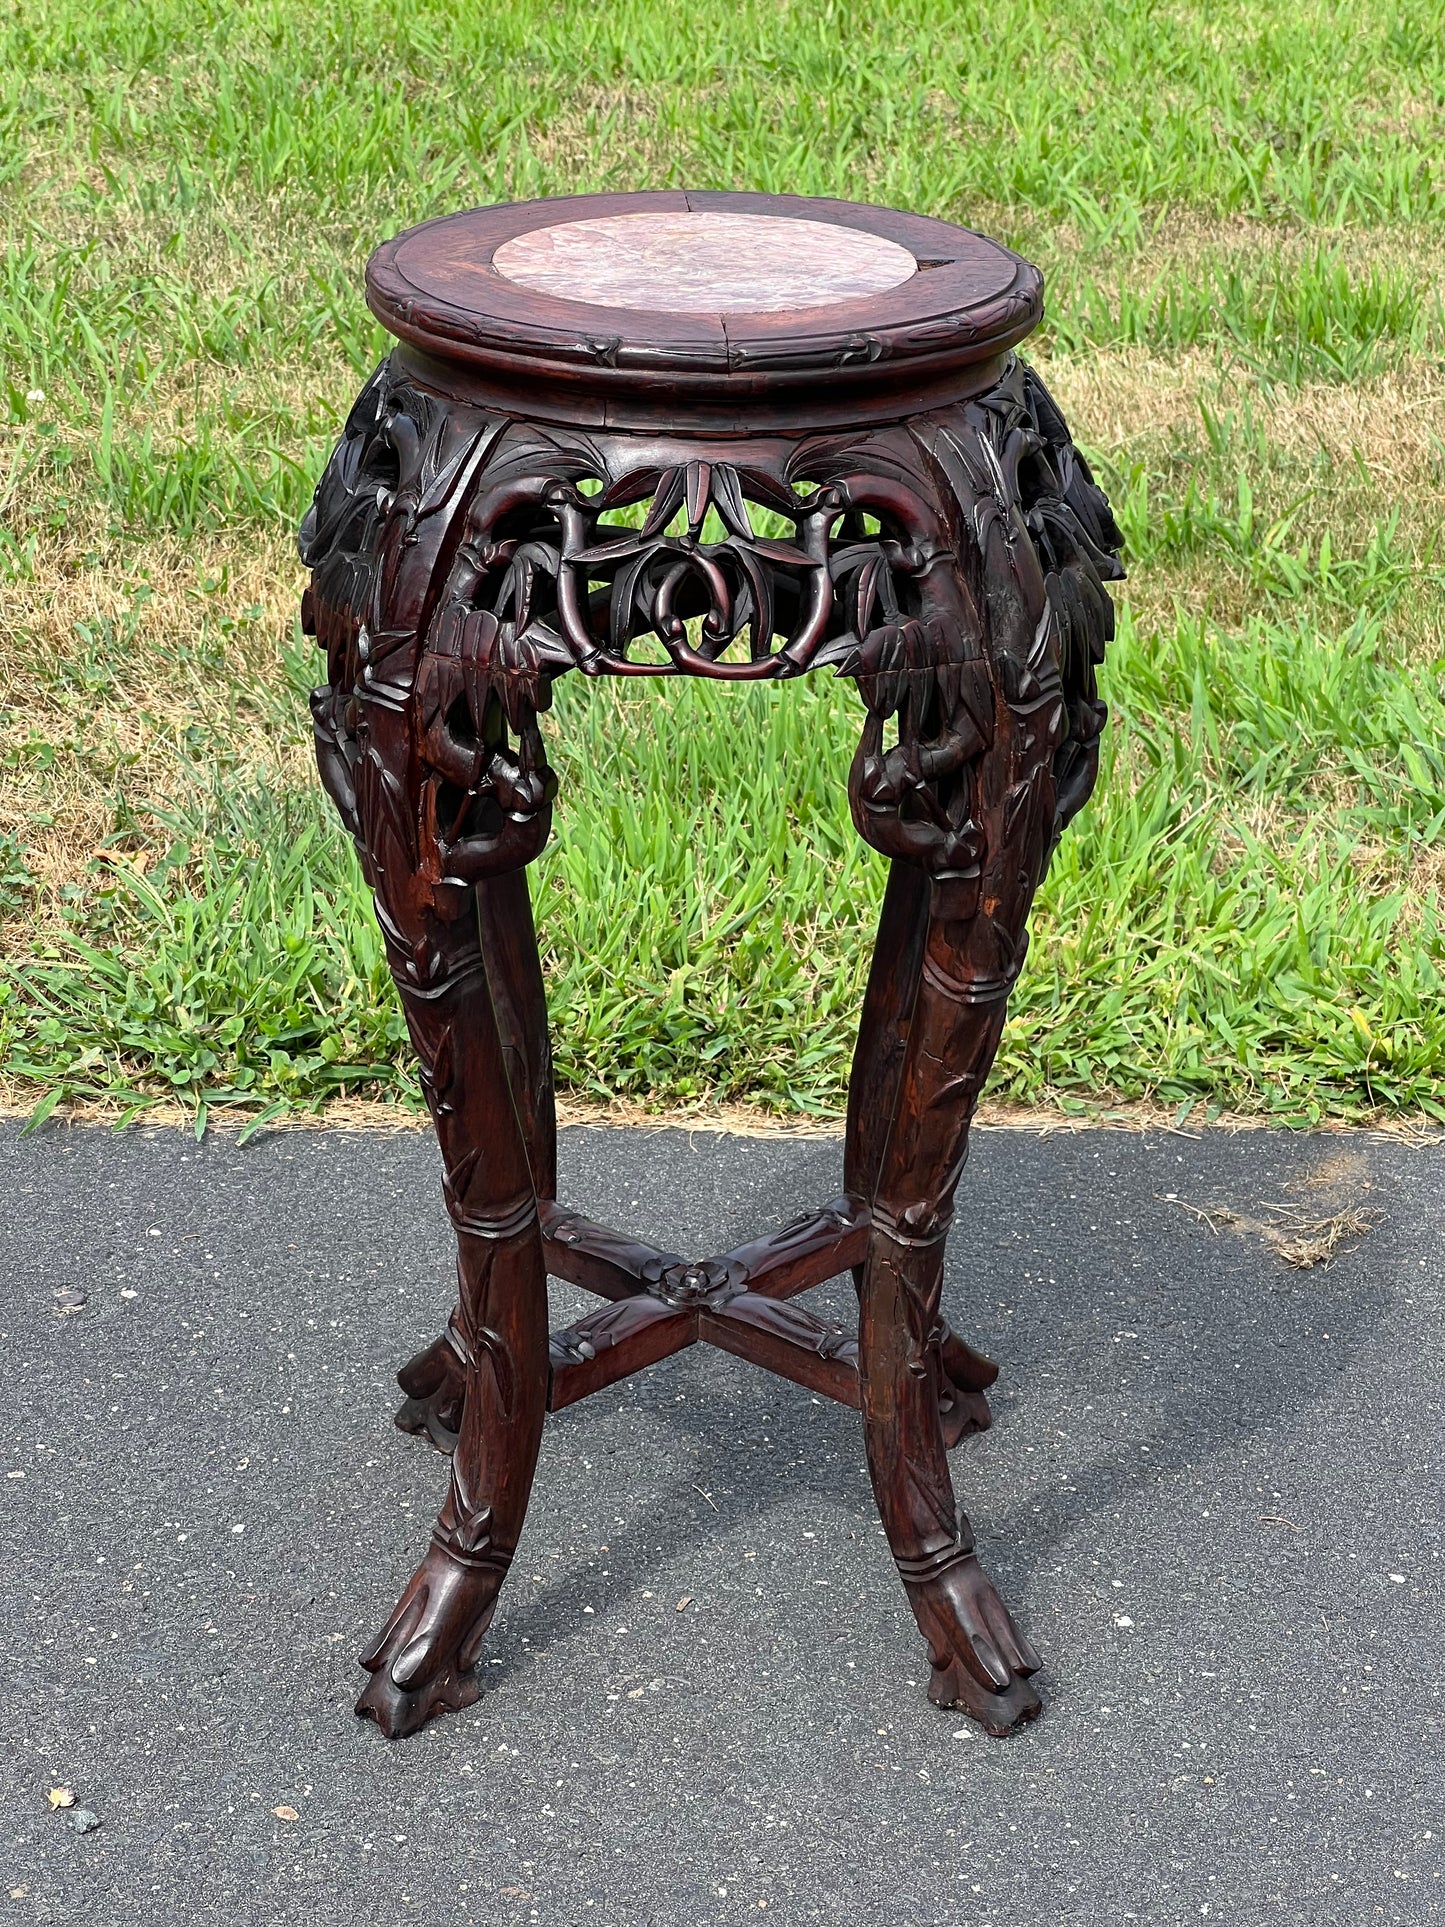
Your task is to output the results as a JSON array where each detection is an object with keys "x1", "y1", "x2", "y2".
[
  {"x1": 1267, "y1": 1206, "x2": 1383, "y2": 1267},
  {"x1": 0, "y1": 529, "x2": 310, "y2": 910},
  {"x1": 1037, "y1": 346, "x2": 1221, "y2": 448},
  {"x1": 1165, "y1": 1195, "x2": 1384, "y2": 1269},
  {"x1": 1254, "y1": 362, "x2": 1445, "y2": 483},
  {"x1": 0, "y1": 532, "x2": 297, "y2": 701},
  {"x1": 1166, "y1": 1143, "x2": 1391, "y2": 1268},
  {"x1": 4, "y1": 1082, "x2": 1432, "y2": 1143},
  {"x1": 1050, "y1": 347, "x2": 1445, "y2": 499}
]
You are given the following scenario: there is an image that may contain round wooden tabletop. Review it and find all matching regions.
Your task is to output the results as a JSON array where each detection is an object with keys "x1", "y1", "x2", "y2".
[{"x1": 367, "y1": 191, "x2": 1043, "y2": 427}]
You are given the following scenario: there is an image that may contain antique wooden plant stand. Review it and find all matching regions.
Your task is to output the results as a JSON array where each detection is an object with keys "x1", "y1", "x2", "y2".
[{"x1": 301, "y1": 192, "x2": 1123, "y2": 1741}]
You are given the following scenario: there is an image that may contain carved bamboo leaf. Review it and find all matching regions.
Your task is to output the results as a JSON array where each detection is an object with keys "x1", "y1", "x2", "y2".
[
  {"x1": 513, "y1": 540, "x2": 561, "y2": 577},
  {"x1": 474, "y1": 1326, "x2": 515, "y2": 1420},
  {"x1": 571, "y1": 532, "x2": 645, "y2": 568},
  {"x1": 429, "y1": 1024, "x2": 455, "y2": 1105},
  {"x1": 683, "y1": 461, "x2": 711, "y2": 533},
  {"x1": 596, "y1": 466, "x2": 662, "y2": 513},
  {"x1": 745, "y1": 536, "x2": 812, "y2": 567},
  {"x1": 853, "y1": 553, "x2": 887, "y2": 636},
  {"x1": 417, "y1": 417, "x2": 502, "y2": 519},
  {"x1": 731, "y1": 543, "x2": 774, "y2": 660},
  {"x1": 640, "y1": 467, "x2": 686, "y2": 539},
  {"x1": 735, "y1": 466, "x2": 802, "y2": 517},
  {"x1": 609, "y1": 550, "x2": 651, "y2": 657},
  {"x1": 710, "y1": 464, "x2": 755, "y2": 540}
]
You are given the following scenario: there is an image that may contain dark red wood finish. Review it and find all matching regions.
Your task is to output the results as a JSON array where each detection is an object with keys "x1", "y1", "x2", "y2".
[{"x1": 301, "y1": 191, "x2": 1123, "y2": 1742}]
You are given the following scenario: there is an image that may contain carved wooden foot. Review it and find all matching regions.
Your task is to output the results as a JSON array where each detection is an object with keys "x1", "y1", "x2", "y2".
[
  {"x1": 394, "y1": 1322, "x2": 467, "y2": 1454},
  {"x1": 904, "y1": 1532, "x2": 1042, "y2": 1734},
  {"x1": 356, "y1": 1537, "x2": 503, "y2": 1738},
  {"x1": 855, "y1": 1219, "x2": 1041, "y2": 1738}
]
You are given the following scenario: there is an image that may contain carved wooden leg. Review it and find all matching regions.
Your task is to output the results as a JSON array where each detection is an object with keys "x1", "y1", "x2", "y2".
[
  {"x1": 476, "y1": 868, "x2": 557, "y2": 1202},
  {"x1": 357, "y1": 898, "x2": 550, "y2": 1738},
  {"x1": 394, "y1": 869, "x2": 556, "y2": 1456},
  {"x1": 854, "y1": 877, "x2": 1042, "y2": 1735},
  {"x1": 847, "y1": 858, "x2": 998, "y2": 1448},
  {"x1": 833, "y1": 362, "x2": 1123, "y2": 1733},
  {"x1": 845, "y1": 857, "x2": 929, "y2": 1204},
  {"x1": 842, "y1": 574, "x2": 1064, "y2": 1737}
]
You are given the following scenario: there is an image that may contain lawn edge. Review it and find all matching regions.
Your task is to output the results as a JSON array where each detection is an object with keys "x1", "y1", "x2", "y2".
[{"x1": 1, "y1": 1090, "x2": 1438, "y2": 1144}]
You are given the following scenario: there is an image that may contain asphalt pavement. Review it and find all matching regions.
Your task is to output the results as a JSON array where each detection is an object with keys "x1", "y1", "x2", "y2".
[{"x1": 1, "y1": 1116, "x2": 1442, "y2": 1926}]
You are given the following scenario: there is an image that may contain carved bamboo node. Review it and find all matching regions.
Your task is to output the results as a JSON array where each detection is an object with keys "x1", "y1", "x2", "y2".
[
  {"x1": 894, "y1": 1540, "x2": 977, "y2": 1586},
  {"x1": 869, "y1": 1204, "x2": 955, "y2": 1249},
  {"x1": 443, "y1": 1193, "x2": 539, "y2": 1242}
]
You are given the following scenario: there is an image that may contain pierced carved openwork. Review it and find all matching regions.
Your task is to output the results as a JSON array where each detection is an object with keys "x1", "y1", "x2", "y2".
[
  {"x1": 485, "y1": 456, "x2": 842, "y2": 679},
  {"x1": 429, "y1": 429, "x2": 933, "y2": 689},
  {"x1": 303, "y1": 353, "x2": 1121, "y2": 919}
]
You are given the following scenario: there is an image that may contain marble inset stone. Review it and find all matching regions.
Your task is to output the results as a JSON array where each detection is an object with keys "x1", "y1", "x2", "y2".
[{"x1": 491, "y1": 212, "x2": 917, "y2": 314}]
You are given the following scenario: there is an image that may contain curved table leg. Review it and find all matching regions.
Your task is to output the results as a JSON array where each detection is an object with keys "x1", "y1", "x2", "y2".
[
  {"x1": 355, "y1": 888, "x2": 550, "y2": 1739},
  {"x1": 394, "y1": 868, "x2": 556, "y2": 1457},
  {"x1": 299, "y1": 364, "x2": 561, "y2": 1737},
  {"x1": 846, "y1": 859, "x2": 999, "y2": 1449},
  {"x1": 854, "y1": 880, "x2": 1043, "y2": 1735},
  {"x1": 834, "y1": 363, "x2": 1120, "y2": 1733},
  {"x1": 477, "y1": 867, "x2": 558, "y2": 1203},
  {"x1": 844, "y1": 857, "x2": 928, "y2": 1206}
]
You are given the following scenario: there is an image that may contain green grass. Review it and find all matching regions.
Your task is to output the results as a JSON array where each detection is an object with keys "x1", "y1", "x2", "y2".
[{"x1": 2, "y1": 0, "x2": 1444, "y2": 1126}]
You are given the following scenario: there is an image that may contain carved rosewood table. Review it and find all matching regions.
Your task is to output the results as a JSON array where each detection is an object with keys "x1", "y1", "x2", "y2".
[{"x1": 300, "y1": 191, "x2": 1123, "y2": 1741}]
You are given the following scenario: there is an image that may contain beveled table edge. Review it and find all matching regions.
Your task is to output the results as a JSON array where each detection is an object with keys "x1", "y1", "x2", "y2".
[
  {"x1": 392, "y1": 339, "x2": 1023, "y2": 434},
  {"x1": 365, "y1": 191, "x2": 1044, "y2": 414}
]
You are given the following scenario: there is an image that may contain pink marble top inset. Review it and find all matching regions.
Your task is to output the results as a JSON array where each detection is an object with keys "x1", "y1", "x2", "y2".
[{"x1": 491, "y1": 212, "x2": 918, "y2": 315}]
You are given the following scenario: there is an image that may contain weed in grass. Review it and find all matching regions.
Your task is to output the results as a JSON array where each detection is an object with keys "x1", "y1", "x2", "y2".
[{"x1": 0, "y1": 829, "x2": 33, "y2": 918}]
